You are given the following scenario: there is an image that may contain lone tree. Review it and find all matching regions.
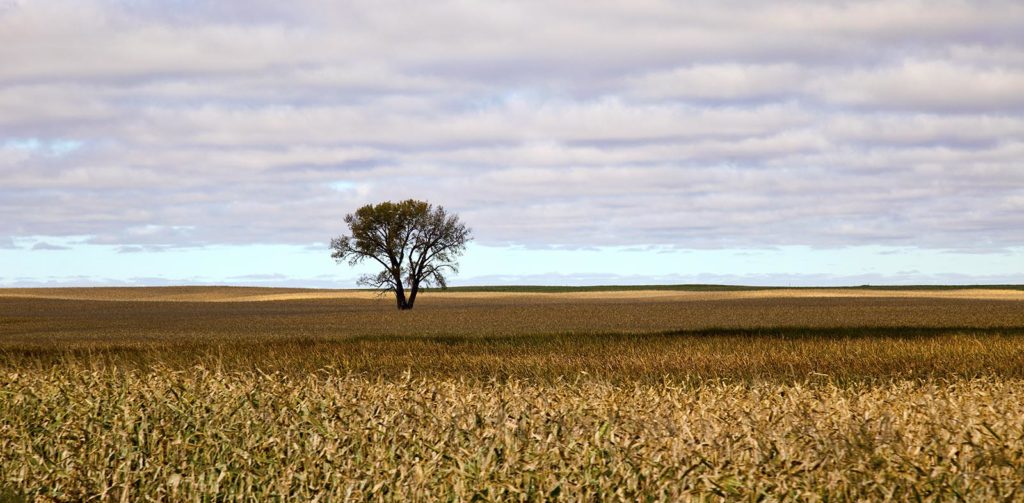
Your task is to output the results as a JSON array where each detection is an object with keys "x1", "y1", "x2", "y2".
[{"x1": 331, "y1": 199, "x2": 471, "y2": 310}]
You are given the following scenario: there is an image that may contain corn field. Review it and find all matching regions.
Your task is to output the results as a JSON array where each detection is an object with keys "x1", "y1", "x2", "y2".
[
  {"x1": 1, "y1": 367, "x2": 1023, "y2": 501},
  {"x1": 2, "y1": 288, "x2": 1024, "y2": 500}
]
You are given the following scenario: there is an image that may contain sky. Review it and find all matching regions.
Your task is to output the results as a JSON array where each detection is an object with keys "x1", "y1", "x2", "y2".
[{"x1": 1, "y1": 0, "x2": 1023, "y2": 287}]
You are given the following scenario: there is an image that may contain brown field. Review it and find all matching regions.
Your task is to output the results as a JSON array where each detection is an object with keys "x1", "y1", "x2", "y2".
[
  {"x1": 2, "y1": 286, "x2": 1024, "y2": 380},
  {"x1": 2, "y1": 286, "x2": 1024, "y2": 500},
  {"x1": 3, "y1": 285, "x2": 1024, "y2": 302}
]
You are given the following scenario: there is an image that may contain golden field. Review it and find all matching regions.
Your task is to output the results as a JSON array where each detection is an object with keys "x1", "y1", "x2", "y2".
[
  {"x1": 4, "y1": 369, "x2": 1023, "y2": 501},
  {"x1": 2, "y1": 286, "x2": 1024, "y2": 500}
]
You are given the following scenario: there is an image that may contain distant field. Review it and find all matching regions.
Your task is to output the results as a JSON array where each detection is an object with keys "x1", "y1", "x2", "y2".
[
  {"x1": 2, "y1": 286, "x2": 1024, "y2": 379},
  {"x1": 2, "y1": 286, "x2": 1024, "y2": 499},
  {"x1": 3, "y1": 284, "x2": 1024, "y2": 301},
  {"x1": 437, "y1": 283, "x2": 1024, "y2": 293}
]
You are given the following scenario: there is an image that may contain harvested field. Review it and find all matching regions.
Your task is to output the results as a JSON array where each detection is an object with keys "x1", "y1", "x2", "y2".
[
  {"x1": 1, "y1": 287, "x2": 1023, "y2": 380},
  {"x1": 3, "y1": 287, "x2": 1024, "y2": 342},
  {"x1": 2, "y1": 286, "x2": 1024, "y2": 500}
]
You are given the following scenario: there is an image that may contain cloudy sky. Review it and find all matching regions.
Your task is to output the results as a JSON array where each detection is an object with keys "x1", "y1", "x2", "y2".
[{"x1": 2, "y1": 0, "x2": 1023, "y2": 287}]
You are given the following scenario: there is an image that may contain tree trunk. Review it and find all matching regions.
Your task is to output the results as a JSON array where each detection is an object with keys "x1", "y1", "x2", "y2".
[
  {"x1": 406, "y1": 281, "x2": 419, "y2": 309},
  {"x1": 393, "y1": 278, "x2": 411, "y2": 310},
  {"x1": 394, "y1": 291, "x2": 411, "y2": 310}
]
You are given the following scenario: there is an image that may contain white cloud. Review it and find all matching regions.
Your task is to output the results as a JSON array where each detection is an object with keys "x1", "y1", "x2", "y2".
[
  {"x1": 626, "y1": 64, "x2": 806, "y2": 101},
  {"x1": 0, "y1": 0, "x2": 1022, "y2": 254},
  {"x1": 31, "y1": 242, "x2": 71, "y2": 251},
  {"x1": 825, "y1": 114, "x2": 1024, "y2": 146},
  {"x1": 813, "y1": 60, "x2": 1024, "y2": 112}
]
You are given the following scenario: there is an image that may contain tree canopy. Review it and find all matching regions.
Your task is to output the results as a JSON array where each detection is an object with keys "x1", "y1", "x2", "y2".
[{"x1": 330, "y1": 199, "x2": 471, "y2": 310}]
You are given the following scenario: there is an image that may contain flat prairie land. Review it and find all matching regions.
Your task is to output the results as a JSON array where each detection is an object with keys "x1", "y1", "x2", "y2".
[
  {"x1": 2, "y1": 286, "x2": 1024, "y2": 500},
  {"x1": 2, "y1": 286, "x2": 1024, "y2": 379}
]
